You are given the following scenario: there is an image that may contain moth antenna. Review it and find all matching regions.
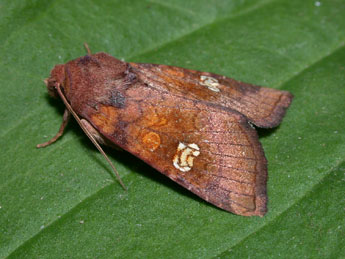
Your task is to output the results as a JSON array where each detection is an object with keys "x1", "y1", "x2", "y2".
[
  {"x1": 56, "y1": 84, "x2": 127, "y2": 191},
  {"x1": 37, "y1": 109, "x2": 70, "y2": 148},
  {"x1": 84, "y1": 43, "x2": 92, "y2": 55}
]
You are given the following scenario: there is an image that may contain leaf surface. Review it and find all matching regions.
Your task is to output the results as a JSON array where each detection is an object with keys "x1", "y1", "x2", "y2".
[{"x1": 0, "y1": 0, "x2": 344, "y2": 258}]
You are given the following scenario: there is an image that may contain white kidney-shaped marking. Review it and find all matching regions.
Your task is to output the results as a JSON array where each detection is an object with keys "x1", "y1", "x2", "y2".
[
  {"x1": 199, "y1": 75, "x2": 220, "y2": 92},
  {"x1": 173, "y1": 142, "x2": 201, "y2": 172}
]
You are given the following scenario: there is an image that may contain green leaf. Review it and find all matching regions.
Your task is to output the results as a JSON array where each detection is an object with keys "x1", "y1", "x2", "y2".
[{"x1": 0, "y1": 0, "x2": 344, "y2": 258}]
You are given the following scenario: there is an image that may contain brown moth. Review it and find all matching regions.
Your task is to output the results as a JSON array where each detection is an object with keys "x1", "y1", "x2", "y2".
[{"x1": 38, "y1": 45, "x2": 293, "y2": 216}]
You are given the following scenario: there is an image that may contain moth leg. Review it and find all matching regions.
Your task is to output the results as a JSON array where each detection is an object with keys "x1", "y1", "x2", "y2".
[
  {"x1": 53, "y1": 84, "x2": 126, "y2": 190},
  {"x1": 80, "y1": 119, "x2": 107, "y2": 145},
  {"x1": 80, "y1": 119, "x2": 121, "y2": 151},
  {"x1": 37, "y1": 109, "x2": 70, "y2": 148},
  {"x1": 79, "y1": 119, "x2": 126, "y2": 189}
]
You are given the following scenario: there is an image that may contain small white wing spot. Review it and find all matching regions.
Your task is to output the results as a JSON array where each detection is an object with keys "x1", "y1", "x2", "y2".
[
  {"x1": 188, "y1": 143, "x2": 200, "y2": 150},
  {"x1": 177, "y1": 142, "x2": 186, "y2": 151},
  {"x1": 192, "y1": 150, "x2": 200, "y2": 156},
  {"x1": 200, "y1": 75, "x2": 220, "y2": 92},
  {"x1": 173, "y1": 142, "x2": 201, "y2": 172}
]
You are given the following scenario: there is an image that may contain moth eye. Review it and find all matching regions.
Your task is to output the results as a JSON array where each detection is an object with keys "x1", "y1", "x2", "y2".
[
  {"x1": 173, "y1": 142, "x2": 201, "y2": 172},
  {"x1": 199, "y1": 75, "x2": 220, "y2": 92},
  {"x1": 44, "y1": 79, "x2": 59, "y2": 98}
]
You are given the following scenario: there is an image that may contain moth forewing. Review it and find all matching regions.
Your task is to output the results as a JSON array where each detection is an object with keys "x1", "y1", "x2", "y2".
[{"x1": 39, "y1": 48, "x2": 293, "y2": 216}]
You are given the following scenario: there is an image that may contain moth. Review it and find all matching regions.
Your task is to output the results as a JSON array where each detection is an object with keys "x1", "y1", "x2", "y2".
[{"x1": 38, "y1": 45, "x2": 293, "y2": 216}]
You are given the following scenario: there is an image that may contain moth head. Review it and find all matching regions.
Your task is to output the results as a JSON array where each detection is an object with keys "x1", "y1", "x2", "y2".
[{"x1": 44, "y1": 64, "x2": 65, "y2": 98}]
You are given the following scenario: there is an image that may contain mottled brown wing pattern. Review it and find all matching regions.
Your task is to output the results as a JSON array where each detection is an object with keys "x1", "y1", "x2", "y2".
[
  {"x1": 43, "y1": 52, "x2": 293, "y2": 216},
  {"x1": 86, "y1": 81, "x2": 267, "y2": 216},
  {"x1": 130, "y1": 63, "x2": 293, "y2": 128}
]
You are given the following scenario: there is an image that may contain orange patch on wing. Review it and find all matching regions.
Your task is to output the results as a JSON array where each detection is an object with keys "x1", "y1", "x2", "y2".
[
  {"x1": 143, "y1": 111, "x2": 168, "y2": 127},
  {"x1": 142, "y1": 131, "x2": 161, "y2": 151},
  {"x1": 91, "y1": 105, "x2": 119, "y2": 135}
]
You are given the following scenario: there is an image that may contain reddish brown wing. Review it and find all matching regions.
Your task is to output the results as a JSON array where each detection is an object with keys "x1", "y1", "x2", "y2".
[
  {"x1": 86, "y1": 81, "x2": 268, "y2": 216},
  {"x1": 130, "y1": 63, "x2": 293, "y2": 128},
  {"x1": 58, "y1": 52, "x2": 292, "y2": 216}
]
